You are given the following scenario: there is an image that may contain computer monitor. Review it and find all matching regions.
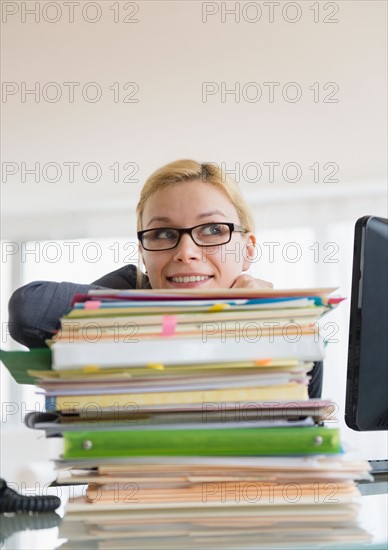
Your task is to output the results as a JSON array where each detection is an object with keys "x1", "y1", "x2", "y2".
[{"x1": 345, "y1": 215, "x2": 388, "y2": 431}]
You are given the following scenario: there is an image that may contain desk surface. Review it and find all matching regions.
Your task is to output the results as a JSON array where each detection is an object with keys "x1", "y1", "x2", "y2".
[{"x1": 2, "y1": 482, "x2": 387, "y2": 550}]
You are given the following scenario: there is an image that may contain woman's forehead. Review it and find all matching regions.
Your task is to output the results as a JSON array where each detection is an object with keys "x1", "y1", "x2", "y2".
[{"x1": 142, "y1": 181, "x2": 239, "y2": 226}]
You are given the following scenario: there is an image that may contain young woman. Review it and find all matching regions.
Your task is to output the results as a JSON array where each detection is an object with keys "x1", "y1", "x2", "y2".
[{"x1": 8, "y1": 159, "x2": 322, "y2": 395}]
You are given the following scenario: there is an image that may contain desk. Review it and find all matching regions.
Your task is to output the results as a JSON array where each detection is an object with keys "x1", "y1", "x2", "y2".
[{"x1": 2, "y1": 481, "x2": 387, "y2": 550}]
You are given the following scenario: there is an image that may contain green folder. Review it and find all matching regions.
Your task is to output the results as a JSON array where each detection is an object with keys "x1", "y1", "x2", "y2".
[
  {"x1": 0, "y1": 349, "x2": 52, "y2": 385},
  {"x1": 63, "y1": 426, "x2": 341, "y2": 459}
]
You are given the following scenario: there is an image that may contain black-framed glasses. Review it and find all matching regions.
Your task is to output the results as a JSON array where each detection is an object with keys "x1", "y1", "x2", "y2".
[{"x1": 137, "y1": 222, "x2": 245, "y2": 251}]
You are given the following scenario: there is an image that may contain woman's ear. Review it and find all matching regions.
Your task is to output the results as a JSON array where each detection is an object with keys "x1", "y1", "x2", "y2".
[{"x1": 242, "y1": 234, "x2": 257, "y2": 271}]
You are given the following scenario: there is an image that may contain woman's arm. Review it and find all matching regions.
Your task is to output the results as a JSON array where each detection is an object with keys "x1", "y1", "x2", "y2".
[
  {"x1": 8, "y1": 265, "x2": 147, "y2": 348},
  {"x1": 8, "y1": 280, "x2": 101, "y2": 348}
]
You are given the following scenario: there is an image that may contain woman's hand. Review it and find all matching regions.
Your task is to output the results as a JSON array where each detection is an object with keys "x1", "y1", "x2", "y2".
[{"x1": 231, "y1": 274, "x2": 273, "y2": 289}]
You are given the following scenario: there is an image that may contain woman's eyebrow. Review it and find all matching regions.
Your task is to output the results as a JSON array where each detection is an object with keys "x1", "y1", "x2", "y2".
[
  {"x1": 146, "y1": 210, "x2": 227, "y2": 227},
  {"x1": 146, "y1": 216, "x2": 171, "y2": 225},
  {"x1": 197, "y1": 210, "x2": 227, "y2": 219}
]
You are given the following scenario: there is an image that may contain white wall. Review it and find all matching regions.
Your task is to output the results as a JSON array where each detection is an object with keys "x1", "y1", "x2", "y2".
[
  {"x1": 2, "y1": 0, "x2": 387, "y2": 242},
  {"x1": 1, "y1": 0, "x2": 387, "y2": 483}
]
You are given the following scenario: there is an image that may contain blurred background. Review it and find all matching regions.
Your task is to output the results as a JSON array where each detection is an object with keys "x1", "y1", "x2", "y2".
[{"x1": 1, "y1": 1, "x2": 387, "y2": 486}]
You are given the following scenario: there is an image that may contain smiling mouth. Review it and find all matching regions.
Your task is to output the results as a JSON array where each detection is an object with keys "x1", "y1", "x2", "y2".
[{"x1": 167, "y1": 275, "x2": 213, "y2": 284}]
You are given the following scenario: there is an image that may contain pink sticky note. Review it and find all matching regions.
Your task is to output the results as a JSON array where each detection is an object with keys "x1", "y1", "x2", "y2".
[
  {"x1": 84, "y1": 300, "x2": 102, "y2": 310},
  {"x1": 161, "y1": 315, "x2": 177, "y2": 336}
]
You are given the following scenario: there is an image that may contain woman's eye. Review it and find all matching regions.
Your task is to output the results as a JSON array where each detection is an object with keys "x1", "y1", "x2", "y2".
[
  {"x1": 202, "y1": 224, "x2": 224, "y2": 235},
  {"x1": 154, "y1": 229, "x2": 176, "y2": 240}
]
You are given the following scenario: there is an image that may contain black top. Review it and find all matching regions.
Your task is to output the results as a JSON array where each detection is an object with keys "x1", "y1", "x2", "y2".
[{"x1": 8, "y1": 265, "x2": 149, "y2": 349}]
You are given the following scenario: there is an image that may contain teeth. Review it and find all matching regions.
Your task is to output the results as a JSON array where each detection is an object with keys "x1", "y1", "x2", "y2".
[{"x1": 171, "y1": 275, "x2": 210, "y2": 283}]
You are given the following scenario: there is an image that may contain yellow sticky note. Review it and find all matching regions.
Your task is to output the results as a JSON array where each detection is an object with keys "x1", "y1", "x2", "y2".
[
  {"x1": 147, "y1": 363, "x2": 165, "y2": 371},
  {"x1": 83, "y1": 365, "x2": 101, "y2": 372},
  {"x1": 209, "y1": 303, "x2": 229, "y2": 312}
]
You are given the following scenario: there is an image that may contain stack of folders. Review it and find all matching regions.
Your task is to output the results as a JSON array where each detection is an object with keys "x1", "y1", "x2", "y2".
[{"x1": 25, "y1": 288, "x2": 372, "y2": 548}]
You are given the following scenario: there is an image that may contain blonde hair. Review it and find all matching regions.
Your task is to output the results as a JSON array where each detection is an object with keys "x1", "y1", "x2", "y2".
[
  {"x1": 135, "y1": 159, "x2": 255, "y2": 287},
  {"x1": 136, "y1": 159, "x2": 254, "y2": 232}
]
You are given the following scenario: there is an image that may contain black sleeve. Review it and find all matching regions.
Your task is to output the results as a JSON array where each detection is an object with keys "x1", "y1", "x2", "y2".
[
  {"x1": 8, "y1": 265, "x2": 149, "y2": 349},
  {"x1": 92, "y1": 265, "x2": 150, "y2": 289},
  {"x1": 307, "y1": 361, "x2": 323, "y2": 399}
]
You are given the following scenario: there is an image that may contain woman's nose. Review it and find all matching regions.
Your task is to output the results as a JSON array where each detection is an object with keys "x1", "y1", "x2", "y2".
[{"x1": 172, "y1": 233, "x2": 202, "y2": 262}]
